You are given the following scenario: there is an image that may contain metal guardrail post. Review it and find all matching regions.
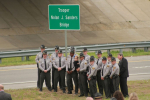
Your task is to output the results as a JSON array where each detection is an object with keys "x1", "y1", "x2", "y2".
[
  {"x1": 21, "y1": 57, "x2": 25, "y2": 61},
  {"x1": 144, "y1": 47, "x2": 148, "y2": 52},
  {"x1": 132, "y1": 48, "x2": 136, "y2": 53},
  {"x1": 107, "y1": 49, "x2": 110, "y2": 54},
  {"x1": 0, "y1": 58, "x2": 1, "y2": 63},
  {"x1": 26, "y1": 56, "x2": 29, "y2": 61},
  {"x1": 120, "y1": 49, "x2": 123, "y2": 53}
]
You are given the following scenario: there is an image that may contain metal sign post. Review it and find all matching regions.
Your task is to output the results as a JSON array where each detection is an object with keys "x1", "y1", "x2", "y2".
[{"x1": 48, "y1": 4, "x2": 80, "y2": 57}]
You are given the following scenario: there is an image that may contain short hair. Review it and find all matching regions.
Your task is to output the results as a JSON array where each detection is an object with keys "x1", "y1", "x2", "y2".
[
  {"x1": 86, "y1": 97, "x2": 93, "y2": 100},
  {"x1": 0, "y1": 84, "x2": 4, "y2": 90},
  {"x1": 113, "y1": 90, "x2": 124, "y2": 100},
  {"x1": 118, "y1": 53, "x2": 123, "y2": 57},
  {"x1": 129, "y1": 92, "x2": 139, "y2": 100}
]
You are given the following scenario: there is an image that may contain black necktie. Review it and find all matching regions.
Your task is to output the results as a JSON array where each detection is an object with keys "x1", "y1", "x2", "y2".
[
  {"x1": 102, "y1": 65, "x2": 104, "y2": 76},
  {"x1": 70, "y1": 57, "x2": 72, "y2": 68},
  {"x1": 44, "y1": 59, "x2": 47, "y2": 70},
  {"x1": 59, "y1": 57, "x2": 61, "y2": 67},
  {"x1": 97, "y1": 59, "x2": 99, "y2": 65}
]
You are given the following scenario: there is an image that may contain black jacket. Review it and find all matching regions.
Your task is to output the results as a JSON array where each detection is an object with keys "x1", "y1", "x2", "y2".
[
  {"x1": 0, "y1": 91, "x2": 12, "y2": 100},
  {"x1": 118, "y1": 57, "x2": 129, "y2": 78}
]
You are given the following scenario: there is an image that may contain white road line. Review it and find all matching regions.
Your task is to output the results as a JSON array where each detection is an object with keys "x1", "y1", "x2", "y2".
[{"x1": 129, "y1": 73, "x2": 150, "y2": 76}]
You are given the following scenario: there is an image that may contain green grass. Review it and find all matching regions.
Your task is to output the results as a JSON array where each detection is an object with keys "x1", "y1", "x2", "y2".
[
  {"x1": 5, "y1": 80, "x2": 150, "y2": 100},
  {"x1": 1, "y1": 49, "x2": 150, "y2": 67}
]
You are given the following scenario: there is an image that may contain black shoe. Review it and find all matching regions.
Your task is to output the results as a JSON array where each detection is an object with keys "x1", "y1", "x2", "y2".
[
  {"x1": 54, "y1": 90, "x2": 57, "y2": 92},
  {"x1": 67, "y1": 91, "x2": 72, "y2": 94},
  {"x1": 78, "y1": 94, "x2": 84, "y2": 97},
  {"x1": 63, "y1": 90, "x2": 66, "y2": 93},
  {"x1": 39, "y1": 90, "x2": 42, "y2": 92},
  {"x1": 75, "y1": 92, "x2": 78, "y2": 95},
  {"x1": 124, "y1": 95, "x2": 129, "y2": 98},
  {"x1": 48, "y1": 88, "x2": 52, "y2": 91}
]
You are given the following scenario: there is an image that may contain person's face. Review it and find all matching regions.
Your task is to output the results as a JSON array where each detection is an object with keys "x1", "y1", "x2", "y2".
[
  {"x1": 55, "y1": 49, "x2": 58, "y2": 53},
  {"x1": 107, "y1": 57, "x2": 111, "y2": 61},
  {"x1": 83, "y1": 51, "x2": 87, "y2": 55},
  {"x1": 111, "y1": 60, "x2": 116, "y2": 65},
  {"x1": 102, "y1": 60, "x2": 106, "y2": 64},
  {"x1": 90, "y1": 61, "x2": 94, "y2": 65},
  {"x1": 41, "y1": 48, "x2": 45, "y2": 52},
  {"x1": 74, "y1": 56, "x2": 78, "y2": 61},
  {"x1": 117, "y1": 55, "x2": 122, "y2": 60},
  {"x1": 58, "y1": 53, "x2": 62, "y2": 57},
  {"x1": 80, "y1": 56, "x2": 84, "y2": 61},
  {"x1": 70, "y1": 52, "x2": 74, "y2": 57},
  {"x1": 43, "y1": 54, "x2": 47, "y2": 59},
  {"x1": 97, "y1": 54, "x2": 102, "y2": 58}
]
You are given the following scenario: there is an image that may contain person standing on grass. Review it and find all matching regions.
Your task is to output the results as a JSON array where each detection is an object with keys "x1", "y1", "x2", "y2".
[
  {"x1": 96, "y1": 50, "x2": 104, "y2": 95},
  {"x1": 0, "y1": 84, "x2": 12, "y2": 100},
  {"x1": 118, "y1": 53, "x2": 129, "y2": 98},
  {"x1": 39, "y1": 51, "x2": 52, "y2": 92},
  {"x1": 35, "y1": 45, "x2": 45, "y2": 88}
]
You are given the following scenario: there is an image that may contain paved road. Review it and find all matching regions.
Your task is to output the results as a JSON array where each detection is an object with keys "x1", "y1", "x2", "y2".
[{"x1": 0, "y1": 56, "x2": 150, "y2": 90}]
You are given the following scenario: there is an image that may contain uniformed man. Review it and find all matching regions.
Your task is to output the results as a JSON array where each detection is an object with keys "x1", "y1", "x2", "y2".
[
  {"x1": 39, "y1": 50, "x2": 52, "y2": 91},
  {"x1": 110, "y1": 57, "x2": 119, "y2": 92},
  {"x1": 118, "y1": 53, "x2": 129, "y2": 97},
  {"x1": 51, "y1": 46, "x2": 61, "y2": 89},
  {"x1": 87, "y1": 56, "x2": 97, "y2": 98},
  {"x1": 101, "y1": 56, "x2": 111, "y2": 98},
  {"x1": 35, "y1": 45, "x2": 45, "y2": 88},
  {"x1": 76, "y1": 52, "x2": 88, "y2": 97},
  {"x1": 107, "y1": 53, "x2": 114, "y2": 96},
  {"x1": 53, "y1": 49, "x2": 66, "y2": 93},
  {"x1": 94, "y1": 93, "x2": 103, "y2": 100},
  {"x1": 66, "y1": 49, "x2": 78, "y2": 94},
  {"x1": 96, "y1": 50, "x2": 104, "y2": 95},
  {"x1": 83, "y1": 47, "x2": 90, "y2": 64}
]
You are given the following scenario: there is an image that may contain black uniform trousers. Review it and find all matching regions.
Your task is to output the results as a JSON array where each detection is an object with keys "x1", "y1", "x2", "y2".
[
  {"x1": 113, "y1": 76, "x2": 119, "y2": 92},
  {"x1": 89, "y1": 76, "x2": 97, "y2": 98},
  {"x1": 96, "y1": 70, "x2": 104, "y2": 95},
  {"x1": 110, "y1": 78, "x2": 115, "y2": 96},
  {"x1": 120, "y1": 77, "x2": 128, "y2": 97},
  {"x1": 104, "y1": 76, "x2": 111, "y2": 98},
  {"x1": 40, "y1": 71, "x2": 51, "y2": 91},
  {"x1": 37, "y1": 63, "x2": 41, "y2": 88},
  {"x1": 79, "y1": 72, "x2": 88, "y2": 96},
  {"x1": 54, "y1": 69, "x2": 66, "y2": 91},
  {"x1": 52, "y1": 65, "x2": 61, "y2": 89},
  {"x1": 67, "y1": 71, "x2": 78, "y2": 93}
]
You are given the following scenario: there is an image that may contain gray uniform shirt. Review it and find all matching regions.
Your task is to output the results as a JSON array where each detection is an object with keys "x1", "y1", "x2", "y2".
[
  {"x1": 96, "y1": 57, "x2": 102, "y2": 71},
  {"x1": 110, "y1": 63, "x2": 120, "y2": 78},
  {"x1": 51, "y1": 52, "x2": 58, "y2": 61},
  {"x1": 35, "y1": 52, "x2": 43, "y2": 63},
  {"x1": 84, "y1": 54, "x2": 90, "y2": 64},
  {"x1": 39, "y1": 56, "x2": 52, "y2": 71},
  {"x1": 66, "y1": 56, "x2": 75, "y2": 71},
  {"x1": 107, "y1": 60, "x2": 113, "y2": 74},
  {"x1": 101, "y1": 63, "x2": 111, "y2": 78},
  {"x1": 79, "y1": 59, "x2": 88, "y2": 72},
  {"x1": 53, "y1": 56, "x2": 66, "y2": 69},
  {"x1": 88, "y1": 63, "x2": 98, "y2": 78}
]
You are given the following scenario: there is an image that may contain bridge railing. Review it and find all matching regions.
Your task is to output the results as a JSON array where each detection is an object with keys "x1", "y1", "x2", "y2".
[{"x1": 0, "y1": 41, "x2": 150, "y2": 63}]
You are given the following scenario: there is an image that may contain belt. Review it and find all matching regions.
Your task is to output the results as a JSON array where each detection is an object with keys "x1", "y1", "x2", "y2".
[
  {"x1": 80, "y1": 72, "x2": 86, "y2": 74},
  {"x1": 104, "y1": 75, "x2": 110, "y2": 79},
  {"x1": 112, "y1": 74, "x2": 119, "y2": 79},
  {"x1": 91, "y1": 76, "x2": 96, "y2": 79}
]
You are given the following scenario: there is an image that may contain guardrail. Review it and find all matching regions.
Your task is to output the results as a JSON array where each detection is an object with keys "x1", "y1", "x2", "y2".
[{"x1": 0, "y1": 41, "x2": 150, "y2": 63}]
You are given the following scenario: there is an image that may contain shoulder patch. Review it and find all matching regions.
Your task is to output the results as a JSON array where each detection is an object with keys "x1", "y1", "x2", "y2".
[
  {"x1": 39, "y1": 61, "x2": 40, "y2": 63},
  {"x1": 92, "y1": 67, "x2": 95, "y2": 70},
  {"x1": 85, "y1": 62, "x2": 87, "y2": 65},
  {"x1": 107, "y1": 65, "x2": 110, "y2": 67}
]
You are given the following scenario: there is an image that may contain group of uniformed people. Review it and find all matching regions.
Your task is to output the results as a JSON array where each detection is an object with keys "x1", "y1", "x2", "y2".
[{"x1": 35, "y1": 45, "x2": 129, "y2": 99}]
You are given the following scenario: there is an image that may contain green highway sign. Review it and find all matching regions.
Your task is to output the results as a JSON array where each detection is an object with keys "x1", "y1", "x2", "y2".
[{"x1": 48, "y1": 4, "x2": 80, "y2": 30}]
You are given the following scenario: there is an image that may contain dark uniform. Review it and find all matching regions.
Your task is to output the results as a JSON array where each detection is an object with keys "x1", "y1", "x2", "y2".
[
  {"x1": 78, "y1": 53, "x2": 88, "y2": 97},
  {"x1": 110, "y1": 57, "x2": 119, "y2": 92},
  {"x1": 101, "y1": 57, "x2": 111, "y2": 98},
  {"x1": 107, "y1": 53, "x2": 115, "y2": 96},
  {"x1": 51, "y1": 46, "x2": 61, "y2": 89},
  {"x1": 96, "y1": 50, "x2": 104, "y2": 95},
  {"x1": 39, "y1": 51, "x2": 52, "y2": 91},
  {"x1": 66, "y1": 49, "x2": 78, "y2": 94},
  {"x1": 53, "y1": 50, "x2": 66, "y2": 93},
  {"x1": 87, "y1": 56, "x2": 97, "y2": 98},
  {"x1": 118, "y1": 53, "x2": 129, "y2": 97},
  {"x1": 35, "y1": 45, "x2": 45, "y2": 88}
]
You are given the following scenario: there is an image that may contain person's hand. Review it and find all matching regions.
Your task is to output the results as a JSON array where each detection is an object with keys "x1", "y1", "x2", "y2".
[
  {"x1": 44, "y1": 70, "x2": 47, "y2": 73},
  {"x1": 58, "y1": 67, "x2": 61, "y2": 71},
  {"x1": 70, "y1": 71, "x2": 73, "y2": 74},
  {"x1": 88, "y1": 78, "x2": 91, "y2": 81},
  {"x1": 101, "y1": 77, "x2": 104, "y2": 80},
  {"x1": 87, "y1": 74, "x2": 89, "y2": 77},
  {"x1": 67, "y1": 71, "x2": 70, "y2": 74},
  {"x1": 110, "y1": 77, "x2": 112, "y2": 79}
]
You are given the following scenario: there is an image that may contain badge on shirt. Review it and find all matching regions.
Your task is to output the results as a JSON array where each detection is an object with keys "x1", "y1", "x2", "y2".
[
  {"x1": 39, "y1": 61, "x2": 40, "y2": 63},
  {"x1": 113, "y1": 67, "x2": 116, "y2": 71},
  {"x1": 85, "y1": 62, "x2": 87, "y2": 65},
  {"x1": 92, "y1": 67, "x2": 95, "y2": 70},
  {"x1": 107, "y1": 65, "x2": 110, "y2": 67}
]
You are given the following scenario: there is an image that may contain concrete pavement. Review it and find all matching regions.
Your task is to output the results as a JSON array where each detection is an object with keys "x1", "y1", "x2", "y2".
[{"x1": 0, "y1": 55, "x2": 150, "y2": 90}]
